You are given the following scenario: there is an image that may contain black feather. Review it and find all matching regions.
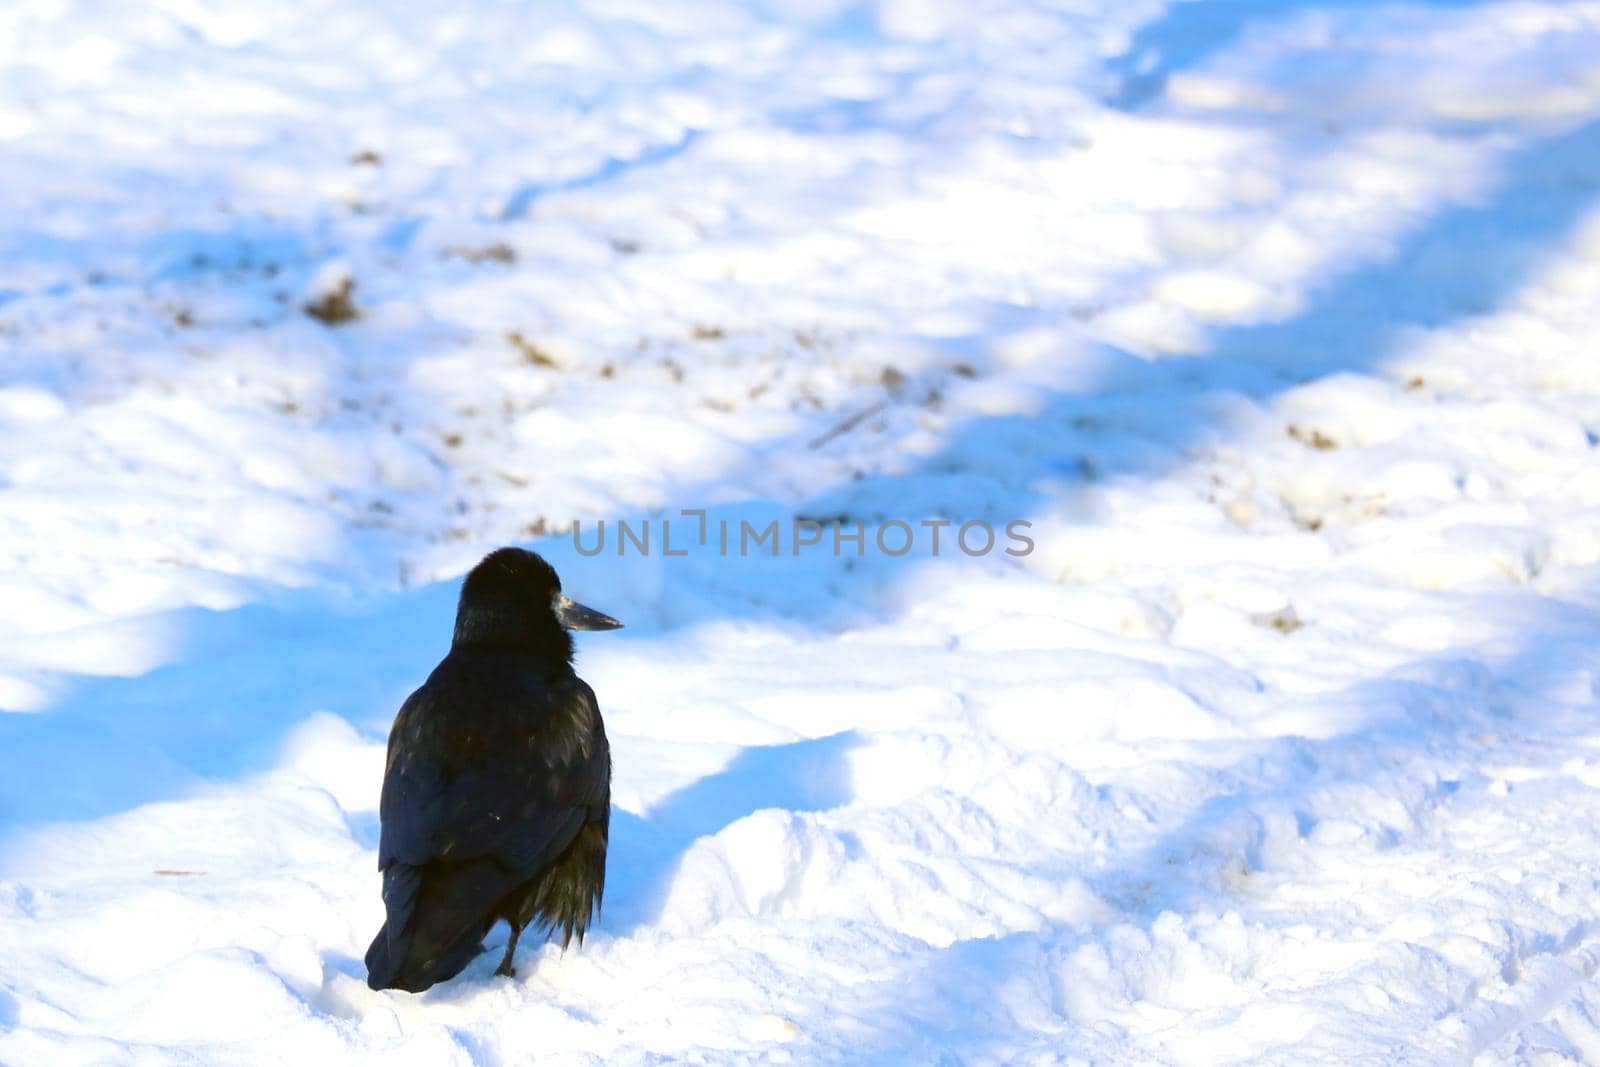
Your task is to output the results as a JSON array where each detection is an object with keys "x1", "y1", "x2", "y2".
[{"x1": 365, "y1": 548, "x2": 616, "y2": 993}]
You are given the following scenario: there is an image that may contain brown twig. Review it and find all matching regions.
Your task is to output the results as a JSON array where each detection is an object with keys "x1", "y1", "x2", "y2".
[{"x1": 808, "y1": 401, "x2": 886, "y2": 450}]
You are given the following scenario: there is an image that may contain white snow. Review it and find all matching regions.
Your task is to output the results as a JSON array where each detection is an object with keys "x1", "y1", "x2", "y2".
[{"x1": 5, "y1": 0, "x2": 1600, "y2": 1062}]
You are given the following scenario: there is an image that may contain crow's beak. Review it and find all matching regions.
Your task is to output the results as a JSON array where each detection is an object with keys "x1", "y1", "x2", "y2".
[{"x1": 554, "y1": 594, "x2": 623, "y2": 631}]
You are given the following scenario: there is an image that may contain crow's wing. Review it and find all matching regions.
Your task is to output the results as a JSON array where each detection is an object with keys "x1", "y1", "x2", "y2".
[{"x1": 377, "y1": 671, "x2": 607, "y2": 873}]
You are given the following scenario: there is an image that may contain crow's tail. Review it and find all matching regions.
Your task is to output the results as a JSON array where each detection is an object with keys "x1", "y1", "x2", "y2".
[{"x1": 365, "y1": 860, "x2": 511, "y2": 993}]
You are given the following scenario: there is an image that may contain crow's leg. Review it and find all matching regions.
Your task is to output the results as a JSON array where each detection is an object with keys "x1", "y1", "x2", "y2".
[{"x1": 495, "y1": 924, "x2": 523, "y2": 978}]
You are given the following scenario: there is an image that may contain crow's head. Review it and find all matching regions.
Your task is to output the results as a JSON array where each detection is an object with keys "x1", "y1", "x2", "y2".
[{"x1": 453, "y1": 547, "x2": 622, "y2": 660}]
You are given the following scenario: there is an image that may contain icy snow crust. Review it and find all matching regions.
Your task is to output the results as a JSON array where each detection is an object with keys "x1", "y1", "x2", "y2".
[{"x1": 5, "y1": 0, "x2": 1600, "y2": 1063}]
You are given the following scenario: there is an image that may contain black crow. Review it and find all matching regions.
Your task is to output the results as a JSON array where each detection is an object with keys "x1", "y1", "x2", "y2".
[{"x1": 364, "y1": 547, "x2": 622, "y2": 993}]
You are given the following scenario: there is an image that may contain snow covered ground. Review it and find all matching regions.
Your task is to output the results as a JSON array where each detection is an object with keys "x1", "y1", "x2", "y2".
[{"x1": 5, "y1": 0, "x2": 1600, "y2": 1062}]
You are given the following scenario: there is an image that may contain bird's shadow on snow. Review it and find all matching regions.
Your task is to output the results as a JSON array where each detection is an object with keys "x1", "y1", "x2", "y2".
[
  {"x1": 466, "y1": 730, "x2": 864, "y2": 978},
  {"x1": 603, "y1": 729, "x2": 864, "y2": 933}
]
